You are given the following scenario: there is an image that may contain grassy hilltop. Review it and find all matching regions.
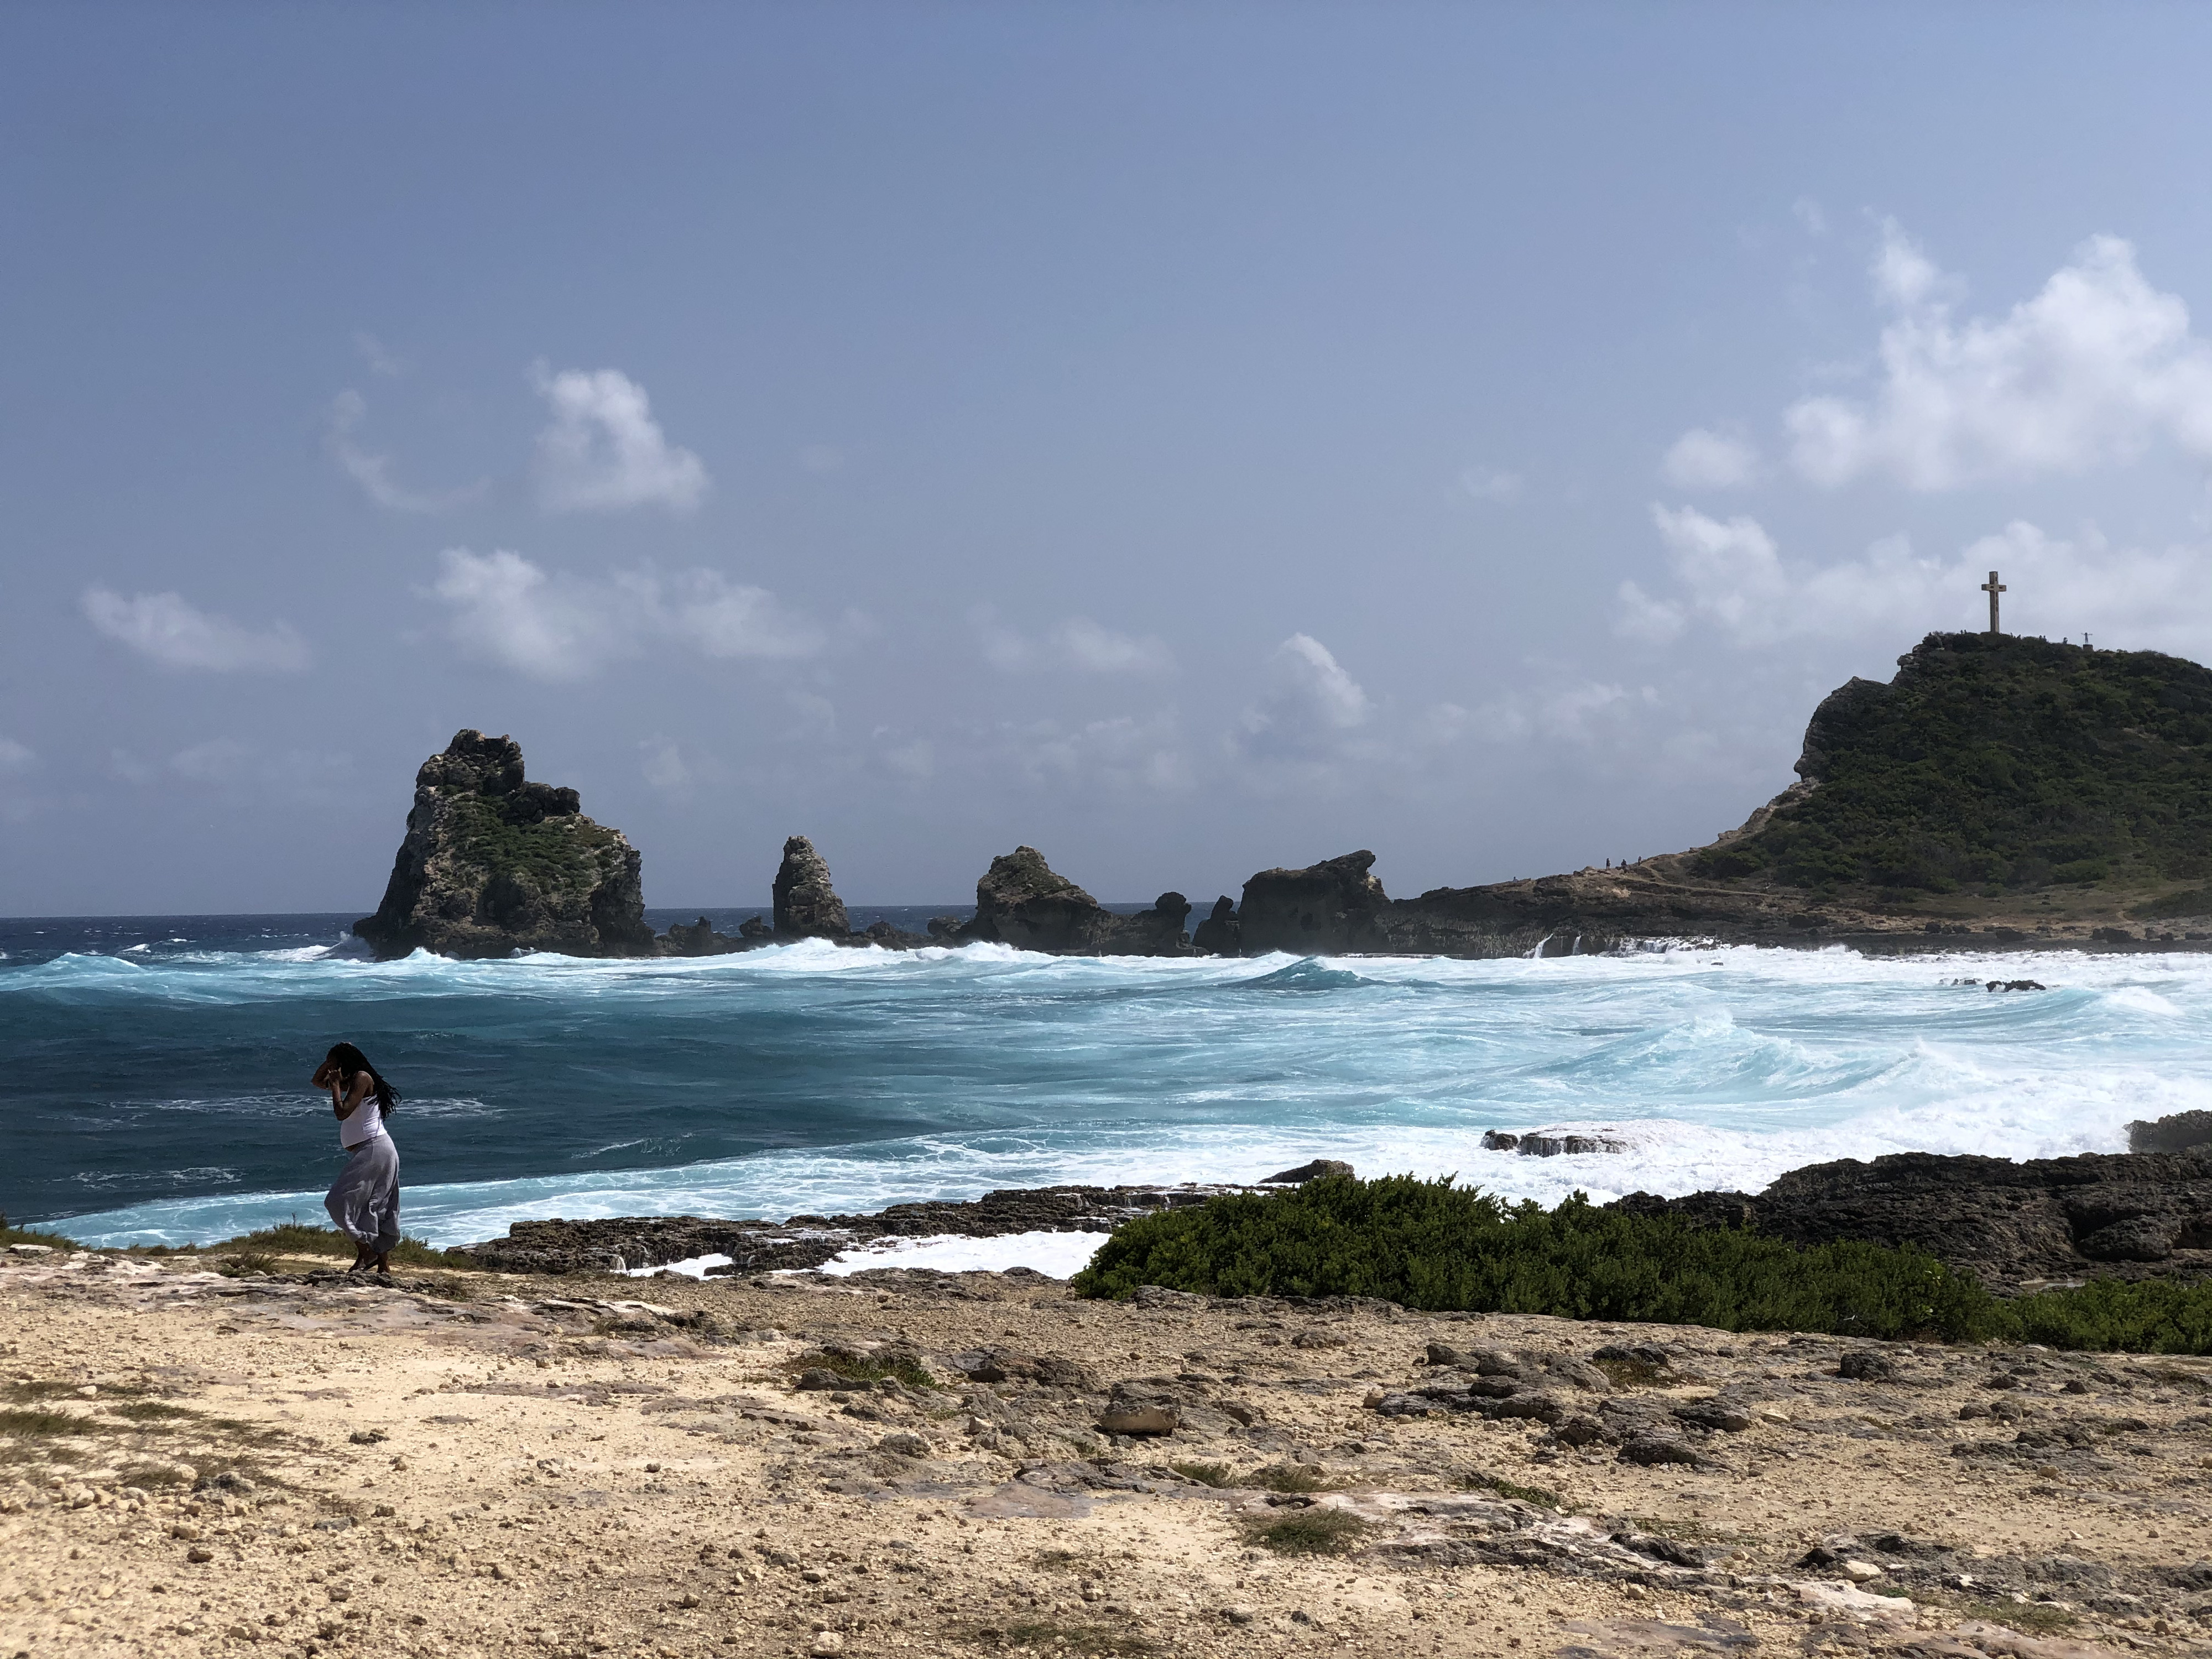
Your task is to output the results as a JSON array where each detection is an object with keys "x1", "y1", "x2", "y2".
[{"x1": 1689, "y1": 632, "x2": 2212, "y2": 920}]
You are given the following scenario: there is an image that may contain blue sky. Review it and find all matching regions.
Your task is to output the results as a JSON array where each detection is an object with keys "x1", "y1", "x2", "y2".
[{"x1": 5, "y1": 3, "x2": 2211, "y2": 914}]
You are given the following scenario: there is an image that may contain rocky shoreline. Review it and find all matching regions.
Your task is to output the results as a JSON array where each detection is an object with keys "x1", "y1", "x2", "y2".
[
  {"x1": 451, "y1": 1134, "x2": 2212, "y2": 1296},
  {"x1": 356, "y1": 639, "x2": 2212, "y2": 964}
]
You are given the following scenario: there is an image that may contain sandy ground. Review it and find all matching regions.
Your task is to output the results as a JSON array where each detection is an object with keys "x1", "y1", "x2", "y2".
[{"x1": 3, "y1": 1247, "x2": 2209, "y2": 1659}]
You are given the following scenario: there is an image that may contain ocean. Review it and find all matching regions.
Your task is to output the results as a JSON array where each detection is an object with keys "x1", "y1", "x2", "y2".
[{"x1": 4, "y1": 911, "x2": 2207, "y2": 1256}]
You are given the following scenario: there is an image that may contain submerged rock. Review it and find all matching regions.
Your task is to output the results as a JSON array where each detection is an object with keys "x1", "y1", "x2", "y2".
[
  {"x1": 353, "y1": 730, "x2": 654, "y2": 961},
  {"x1": 773, "y1": 836, "x2": 852, "y2": 940}
]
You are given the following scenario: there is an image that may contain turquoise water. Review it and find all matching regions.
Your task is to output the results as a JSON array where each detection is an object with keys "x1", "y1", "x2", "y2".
[{"x1": 6, "y1": 912, "x2": 2209, "y2": 1249}]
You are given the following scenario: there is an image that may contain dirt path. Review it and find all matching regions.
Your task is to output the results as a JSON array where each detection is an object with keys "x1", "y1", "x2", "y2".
[{"x1": 3, "y1": 1248, "x2": 2207, "y2": 1659}]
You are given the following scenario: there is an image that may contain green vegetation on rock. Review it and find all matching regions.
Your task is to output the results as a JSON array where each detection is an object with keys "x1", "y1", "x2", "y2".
[
  {"x1": 1689, "y1": 632, "x2": 2212, "y2": 898},
  {"x1": 1071, "y1": 1173, "x2": 2212, "y2": 1353}
]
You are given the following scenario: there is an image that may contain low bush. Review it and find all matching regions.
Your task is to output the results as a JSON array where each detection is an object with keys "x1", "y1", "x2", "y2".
[
  {"x1": 786, "y1": 1349, "x2": 938, "y2": 1392},
  {"x1": 1244, "y1": 1508, "x2": 1371, "y2": 1556},
  {"x1": 0, "y1": 1213, "x2": 77, "y2": 1250},
  {"x1": 1071, "y1": 1173, "x2": 2212, "y2": 1354},
  {"x1": 196, "y1": 1223, "x2": 465, "y2": 1269},
  {"x1": 1073, "y1": 1175, "x2": 1994, "y2": 1341}
]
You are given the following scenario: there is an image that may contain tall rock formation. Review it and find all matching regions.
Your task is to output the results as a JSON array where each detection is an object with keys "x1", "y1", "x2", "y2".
[
  {"x1": 937, "y1": 847, "x2": 1192, "y2": 955},
  {"x1": 772, "y1": 836, "x2": 852, "y2": 940},
  {"x1": 354, "y1": 731, "x2": 654, "y2": 961},
  {"x1": 1235, "y1": 851, "x2": 1392, "y2": 955}
]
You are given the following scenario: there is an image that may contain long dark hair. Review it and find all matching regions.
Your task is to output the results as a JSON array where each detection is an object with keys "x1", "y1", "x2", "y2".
[{"x1": 327, "y1": 1042, "x2": 400, "y2": 1117}]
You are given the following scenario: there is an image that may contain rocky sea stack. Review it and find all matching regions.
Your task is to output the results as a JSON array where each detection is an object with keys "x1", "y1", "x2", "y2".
[
  {"x1": 932, "y1": 846, "x2": 1193, "y2": 955},
  {"x1": 353, "y1": 730, "x2": 654, "y2": 961}
]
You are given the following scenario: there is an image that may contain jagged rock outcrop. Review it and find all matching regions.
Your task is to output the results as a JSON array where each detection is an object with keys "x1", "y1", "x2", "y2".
[
  {"x1": 935, "y1": 848, "x2": 1192, "y2": 955},
  {"x1": 2129, "y1": 1110, "x2": 2212, "y2": 1154},
  {"x1": 1236, "y1": 851, "x2": 1392, "y2": 954},
  {"x1": 661, "y1": 916, "x2": 743, "y2": 956},
  {"x1": 1191, "y1": 895, "x2": 1241, "y2": 956},
  {"x1": 353, "y1": 731, "x2": 654, "y2": 961},
  {"x1": 1611, "y1": 1149, "x2": 2212, "y2": 1290},
  {"x1": 773, "y1": 835, "x2": 851, "y2": 940}
]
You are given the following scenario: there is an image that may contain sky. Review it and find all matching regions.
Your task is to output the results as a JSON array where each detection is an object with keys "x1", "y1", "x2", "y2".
[{"x1": 4, "y1": 2, "x2": 2212, "y2": 916}]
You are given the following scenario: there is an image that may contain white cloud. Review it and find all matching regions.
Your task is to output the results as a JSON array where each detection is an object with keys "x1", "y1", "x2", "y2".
[
  {"x1": 354, "y1": 332, "x2": 407, "y2": 378},
  {"x1": 655, "y1": 570, "x2": 825, "y2": 661},
  {"x1": 0, "y1": 737, "x2": 35, "y2": 775},
  {"x1": 1448, "y1": 682, "x2": 1658, "y2": 747},
  {"x1": 1232, "y1": 633, "x2": 1374, "y2": 763},
  {"x1": 1459, "y1": 466, "x2": 1523, "y2": 503},
  {"x1": 1792, "y1": 196, "x2": 1828, "y2": 237},
  {"x1": 1623, "y1": 503, "x2": 2212, "y2": 654},
  {"x1": 1661, "y1": 427, "x2": 1759, "y2": 489},
  {"x1": 639, "y1": 735, "x2": 692, "y2": 796},
  {"x1": 1004, "y1": 713, "x2": 1190, "y2": 793},
  {"x1": 427, "y1": 549, "x2": 822, "y2": 680},
  {"x1": 326, "y1": 390, "x2": 488, "y2": 513},
  {"x1": 82, "y1": 588, "x2": 311, "y2": 672},
  {"x1": 1788, "y1": 225, "x2": 2212, "y2": 489},
  {"x1": 973, "y1": 612, "x2": 1173, "y2": 676},
  {"x1": 532, "y1": 364, "x2": 709, "y2": 514}
]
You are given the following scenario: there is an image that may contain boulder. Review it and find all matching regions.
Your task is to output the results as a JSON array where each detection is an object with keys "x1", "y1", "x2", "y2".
[
  {"x1": 773, "y1": 836, "x2": 852, "y2": 940},
  {"x1": 1192, "y1": 895, "x2": 1241, "y2": 956},
  {"x1": 1613, "y1": 1147, "x2": 2212, "y2": 1289},
  {"x1": 1262, "y1": 1159, "x2": 1354, "y2": 1185},
  {"x1": 1235, "y1": 851, "x2": 1391, "y2": 954},
  {"x1": 353, "y1": 730, "x2": 654, "y2": 961}
]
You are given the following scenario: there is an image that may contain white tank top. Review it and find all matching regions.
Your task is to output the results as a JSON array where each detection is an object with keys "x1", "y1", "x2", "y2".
[{"x1": 338, "y1": 1089, "x2": 385, "y2": 1149}]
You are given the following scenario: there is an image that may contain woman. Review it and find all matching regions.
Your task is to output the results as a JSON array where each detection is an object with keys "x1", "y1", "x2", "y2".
[{"x1": 311, "y1": 1042, "x2": 402, "y2": 1274}]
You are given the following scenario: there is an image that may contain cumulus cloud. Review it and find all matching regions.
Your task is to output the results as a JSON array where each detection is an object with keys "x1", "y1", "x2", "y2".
[
  {"x1": 1438, "y1": 682, "x2": 1660, "y2": 747},
  {"x1": 1661, "y1": 427, "x2": 1759, "y2": 489},
  {"x1": 326, "y1": 390, "x2": 488, "y2": 513},
  {"x1": 82, "y1": 588, "x2": 311, "y2": 672},
  {"x1": 427, "y1": 549, "x2": 821, "y2": 680},
  {"x1": 1787, "y1": 225, "x2": 2212, "y2": 489},
  {"x1": 974, "y1": 612, "x2": 1173, "y2": 676},
  {"x1": 532, "y1": 364, "x2": 709, "y2": 513},
  {"x1": 1232, "y1": 633, "x2": 1374, "y2": 764},
  {"x1": 1620, "y1": 503, "x2": 2212, "y2": 654}
]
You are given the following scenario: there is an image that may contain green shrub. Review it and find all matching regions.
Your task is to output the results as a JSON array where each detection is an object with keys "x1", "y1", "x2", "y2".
[
  {"x1": 0, "y1": 1213, "x2": 77, "y2": 1250},
  {"x1": 1997, "y1": 1277, "x2": 2212, "y2": 1354},
  {"x1": 1071, "y1": 1174, "x2": 2212, "y2": 1355},
  {"x1": 1244, "y1": 1508, "x2": 1371, "y2": 1556},
  {"x1": 197, "y1": 1223, "x2": 466, "y2": 1269},
  {"x1": 786, "y1": 1349, "x2": 938, "y2": 1391},
  {"x1": 1463, "y1": 1470, "x2": 1561, "y2": 1506},
  {"x1": 1072, "y1": 1175, "x2": 1994, "y2": 1341}
]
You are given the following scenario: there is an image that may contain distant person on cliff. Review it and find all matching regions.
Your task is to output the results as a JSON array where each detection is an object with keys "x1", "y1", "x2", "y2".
[{"x1": 311, "y1": 1042, "x2": 402, "y2": 1274}]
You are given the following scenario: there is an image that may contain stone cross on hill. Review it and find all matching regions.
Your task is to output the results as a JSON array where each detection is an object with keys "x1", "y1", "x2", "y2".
[{"x1": 1982, "y1": 568, "x2": 2006, "y2": 635}]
